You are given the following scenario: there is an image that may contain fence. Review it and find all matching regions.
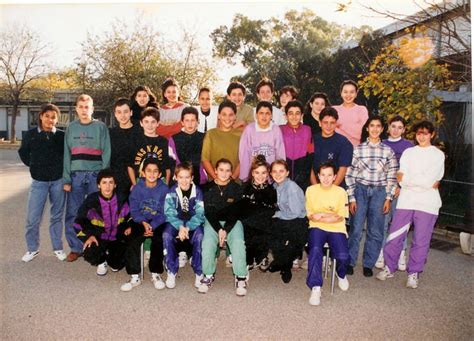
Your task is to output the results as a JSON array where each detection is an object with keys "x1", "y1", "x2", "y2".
[{"x1": 438, "y1": 179, "x2": 473, "y2": 228}]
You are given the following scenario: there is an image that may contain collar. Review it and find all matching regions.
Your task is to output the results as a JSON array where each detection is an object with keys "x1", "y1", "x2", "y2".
[
  {"x1": 255, "y1": 121, "x2": 274, "y2": 132},
  {"x1": 38, "y1": 126, "x2": 57, "y2": 133},
  {"x1": 387, "y1": 136, "x2": 402, "y2": 142}
]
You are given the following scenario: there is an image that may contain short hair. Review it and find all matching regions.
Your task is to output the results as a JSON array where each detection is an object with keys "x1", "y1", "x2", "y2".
[
  {"x1": 76, "y1": 94, "x2": 93, "y2": 105},
  {"x1": 142, "y1": 158, "x2": 161, "y2": 172},
  {"x1": 130, "y1": 85, "x2": 157, "y2": 105},
  {"x1": 388, "y1": 115, "x2": 407, "y2": 126},
  {"x1": 218, "y1": 100, "x2": 237, "y2": 114},
  {"x1": 318, "y1": 161, "x2": 337, "y2": 175},
  {"x1": 113, "y1": 97, "x2": 131, "y2": 111},
  {"x1": 413, "y1": 120, "x2": 435, "y2": 134},
  {"x1": 38, "y1": 103, "x2": 60, "y2": 129},
  {"x1": 215, "y1": 158, "x2": 233, "y2": 171},
  {"x1": 284, "y1": 100, "x2": 304, "y2": 114},
  {"x1": 226, "y1": 81, "x2": 246, "y2": 96},
  {"x1": 256, "y1": 101, "x2": 273, "y2": 114},
  {"x1": 339, "y1": 80, "x2": 359, "y2": 93},
  {"x1": 96, "y1": 168, "x2": 116, "y2": 185},
  {"x1": 140, "y1": 107, "x2": 160, "y2": 121},
  {"x1": 279, "y1": 85, "x2": 299, "y2": 99},
  {"x1": 249, "y1": 154, "x2": 270, "y2": 180},
  {"x1": 181, "y1": 106, "x2": 199, "y2": 121},
  {"x1": 256, "y1": 77, "x2": 274, "y2": 94},
  {"x1": 198, "y1": 87, "x2": 212, "y2": 97},
  {"x1": 270, "y1": 159, "x2": 289, "y2": 172},
  {"x1": 319, "y1": 107, "x2": 339, "y2": 121},
  {"x1": 175, "y1": 161, "x2": 194, "y2": 176},
  {"x1": 161, "y1": 77, "x2": 181, "y2": 104}
]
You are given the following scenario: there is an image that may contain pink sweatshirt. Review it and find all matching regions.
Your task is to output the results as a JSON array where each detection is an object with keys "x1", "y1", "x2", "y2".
[{"x1": 334, "y1": 104, "x2": 368, "y2": 147}]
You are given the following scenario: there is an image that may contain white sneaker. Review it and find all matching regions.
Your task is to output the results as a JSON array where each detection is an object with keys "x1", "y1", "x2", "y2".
[
  {"x1": 53, "y1": 250, "x2": 66, "y2": 261},
  {"x1": 96, "y1": 262, "x2": 108, "y2": 276},
  {"x1": 194, "y1": 274, "x2": 204, "y2": 288},
  {"x1": 166, "y1": 272, "x2": 176, "y2": 289},
  {"x1": 292, "y1": 259, "x2": 300, "y2": 269},
  {"x1": 309, "y1": 286, "x2": 321, "y2": 306},
  {"x1": 22, "y1": 251, "x2": 39, "y2": 262},
  {"x1": 375, "y1": 250, "x2": 384, "y2": 269},
  {"x1": 198, "y1": 275, "x2": 214, "y2": 294},
  {"x1": 337, "y1": 275, "x2": 349, "y2": 291},
  {"x1": 151, "y1": 273, "x2": 165, "y2": 290},
  {"x1": 398, "y1": 250, "x2": 407, "y2": 271},
  {"x1": 121, "y1": 275, "x2": 141, "y2": 291},
  {"x1": 235, "y1": 277, "x2": 247, "y2": 296},
  {"x1": 376, "y1": 266, "x2": 394, "y2": 281},
  {"x1": 226, "y1": 255, "x2": 233, "y2": 267},
  {"x1": 406, "y1": 273, "x2": 418, "y2": 289},
  {"x1": 178, "y1": 251, "x2": 188, "y2": 268}
]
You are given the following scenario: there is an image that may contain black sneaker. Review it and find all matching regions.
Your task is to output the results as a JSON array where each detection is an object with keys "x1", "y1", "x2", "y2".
[
  {"x1": 346, "y1": 265, "x2": 354, "y2": 275},
  {"x1": 281, "y1": 270, "x2": 292, "y2": 283},
  {"x1": 267, "y1": 261, "x2": 281, "y2": 273},
  {"x1": 363, "y1": 267, "x2": 373, "y2": 277}
]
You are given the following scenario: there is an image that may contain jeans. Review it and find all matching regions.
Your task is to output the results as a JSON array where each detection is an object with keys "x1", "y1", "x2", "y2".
[
  {"x1": 65, "y1": 171, "x2": 98, "y2": 253},
  {"x1": 348, "y1": 184, "x2": 387, "y2": 269},
  {"x1": 25, "y1": 178, "x2": 65, "y2": 252}
]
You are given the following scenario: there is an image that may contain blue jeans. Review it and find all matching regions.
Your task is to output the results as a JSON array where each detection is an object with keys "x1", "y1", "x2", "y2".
[
  {"x1": 25, "y1": 179, "x2": 65, "y2": 252},
  {"x1": 348, "y1": 184, "x2": 387, "y2": 268},
  {"x1": 65, "y1": 171, "x2": 98, "y2": 253}
]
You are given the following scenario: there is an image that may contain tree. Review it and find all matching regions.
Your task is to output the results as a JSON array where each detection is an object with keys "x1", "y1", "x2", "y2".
[{"x1": 0, "y1": 25, "x2": 50, "y2": 143}]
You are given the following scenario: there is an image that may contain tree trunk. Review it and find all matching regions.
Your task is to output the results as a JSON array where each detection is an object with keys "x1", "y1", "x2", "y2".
[{"x1": 10, "y1": 101, "x2": 18, "y2": 144}]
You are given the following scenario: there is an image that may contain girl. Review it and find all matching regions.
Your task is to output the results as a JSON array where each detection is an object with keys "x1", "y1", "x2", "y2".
[
  {"x1": 19, "y1": 103, "x2": 66, "y2": 262},
  {"x1": 303, "y1": 92, "x2": 331, "y2": 136},
  {"x1": 129, "y1": 85, "x2": 158, "y2": 124},
  {"x1": 269, "y1": 160, "x2": 307, "y2": 283},
  {"x1": 157, "y1": 77, "x2": 187, "y2": 139},
  {"x1": 334, "y1": 80, "x2": 368, "y2": 147}
]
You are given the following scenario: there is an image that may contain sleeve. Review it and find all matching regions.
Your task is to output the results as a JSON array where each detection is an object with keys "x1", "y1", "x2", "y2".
[
  {"x1": 129, "y1": 186, "x2": 146, "y2": 224},
  {"x1": 238, "y1": 127, "x2": 251, "y2": 181},
  {"x1": 338, "y1": 189, "x2": 349, "y2": 218},
  {"x1": 339, "y1": 138, "x2": 353, "y2": 167},
  {"x1": 168, "y1": 137, "x2": 180, "y2": 164},
  {"x1": 222, "y1": 183, "x2": 243, "y2": 232},
  {"x1": 164, "y1": 192, "x2": 183, "y2": 230},
  {"x1": 18, "y1": 131, "x2": 31, "y2": 166},
  {"x1": 400, "y1": 149, "x2": 445, "y2": 190},
  {"x1": 185, "y1": 189, "x2": 205, "y2": 230},
  {"x1": 345, "y1": 149, "x2": 359, "y2": 202},
  {"x1": 288, "y1": 184, "x2": 306, "y2": 217},
  {"x1": 150, "y1": 188, "x2": 167, "y2": 230},
  {"x1": 385, "y1": 149, "x2": 399, "y2": 200},
  {"x1": 201, "y1": 133, "x2": 211, "y2": 162},
  {"x1": 275, "y1": 126, "x2": 286, "y2": 160},
  {"x1": 117, "y1": 202, "x2": 131, "y2": 235},
  {"x1": 74, "y1": 200, "x2": 96, "y2": 242},
  {"x1": 62, "y1": 125, "x2": 72, "y2": 184},
  {"x1": 101, "y1": 124, "x2": 111, "y2": 169},
  {"x1": 305, "y1": 187, "x2": 316, "y2": 217}
]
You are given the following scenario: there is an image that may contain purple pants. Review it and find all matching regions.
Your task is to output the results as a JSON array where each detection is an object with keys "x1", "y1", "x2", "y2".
[
  {"x1": 163, "y1": 223, "x2": 203, "y2": 275},
  {"x1": 383, "y1": 209, "x2": 438, "y2": 274}
]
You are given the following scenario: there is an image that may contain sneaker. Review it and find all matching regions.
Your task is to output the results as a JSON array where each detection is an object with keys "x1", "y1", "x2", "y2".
[
  {"x1": 178, "y1": 251, "x2": 188, "y2": 268},
  {"x1": 166, "y1": 272, "x2": 176, "y2": 289},
  {"x1": 363, "y1": 267, "x2": 373, "y2": 277},
  {"x1": 96, "y1": 262, "x2": 108, "y2": 276},
  {"x1": 346, "y1": 265, "x2": 354, "y2": 275},
  {"x1": 309, "y1": 286, "x2": 321, "y2": 306},
  {"x1": 120, "y1": 275, "x2": 141, "y2": 292},
  {"x1": 375, "y1": 250, "x2": 384, "y2": 269},
  {"x1": 225, "y1": 255, "x2": 233, "y2": 267},
  {"x1": 151, "y1": 273, "x2": 165, "y2": 290},
  {"x1": 110, "y1": 267, "x2": 119, "y2": 272},
  {"x1": 406, "y1": 273, "x2": 418, "y2": 289},
  {"x1": 66, "y1": 251, "x2": 81, "y2": 262},
  {"x1": 281, "y1": 270, "x2": 292, "y2": 283},
  {"x1": 376, "y1": 266, "x2": 394, "y2": 281},
  {"x1": 337, "y1": 275, "x2": 349, "y2": 291},
  {"x1": 292, "y1": 259, "x2": 300, "y2": 269},
  {"x1": 22, "y1": 251, "x2": 39, "y2": 262},
  {"x1": 194, "y1": 274, "x2": 204, "y2": 288},
  {"x1": 258, "y1": 257, "x2": 270, "y2": 272},
  {"x1": 235, "y1": 277, "x2": 248, "y2": 296},
  {"x1": 398, "y1": 250, "x2": 407, "y2": 271},
  {"x1": 54, "y1": 250, "x2": 66, "y2": 261},
  {"x1": 198, "y1": 275, "x2": 214, "y2": 294}
]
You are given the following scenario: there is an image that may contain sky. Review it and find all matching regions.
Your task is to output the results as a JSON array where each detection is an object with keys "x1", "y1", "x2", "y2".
[{"x1": 0, "y1": 0, "x2": 429, "y2": 92}]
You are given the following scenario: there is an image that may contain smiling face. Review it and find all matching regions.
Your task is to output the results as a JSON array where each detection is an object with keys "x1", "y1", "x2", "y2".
[
  {"x1": 366, "y1": 119, "x2": 383, "y2": 141},
  {"x1": 114, "y1": 104, "x2": 132, "y2": 127},
  {"x1": 341, "y1": 84, "x2": 357, "y2": 105},
  {"x1": 143, "y1": 163, "x2": 161, "y2": 185},
  {"x1": 279, "y1": 92, "x2": 293, "y2": 108},
  {"x1": 215, "y1": 162, "x2": 232, "y2": 183},
  {"x1": 415, "y1": 128, "x2": 434, "y2": 147},
  {"x1": 227, "y1": 88, "x2": 245, "y2": 107},
  {"x1": 164, "y1": 85, "x2": 179, "y2": 104},
  {"x1": 135, "y1": 90, "x2": 150, "y2": 107},
  {"x1": 76, "y1": 99, "x2": 93, "y2": 123},
  {"x1": 388, "y1": 121, "x2": 406, "y2": 139},
  {"x1": 140, "y1": 116, "x2": 159, "y2": 136},
  {"x1": 252, "y1": 165, "x2": 269, "y2": 185},
  {"x1": 98, "y1": 177, "x2": 116, "y2": 198},
  {"x1": 175, "y1": 168, "x2": 193, "y2": 191},
  {"x1": 39, "y1": 110, "x2": 58, "y2": 132},
  {"x1": 256, "y1": 106, "x2": 272, "y2": 129},
  {"x1": 181, "y1": 113, "x2": 198, "y2": 134},
  {"x1": 198, "y1": 90, "x2": 212, "y2": 112},
  {"x1": 320, "y1": 115, "x2": 337, "y2": 137},
  {"x1": 310, "y1": 97, "x2": 326, "y2": 117},
  {"x1": 218, "y1": 107, "x2": 237, "y2": 131},
  {"x1": 257, "y1": 85, "x2": 273, "y2": 102},
  {"x1": 271, "y1": 163, "x2": 289, "y2": 184},
  {"x1": 318, "y1": 166, "x2": 336, "y2": 188},
  {"x1": 286, "y1": 106, "x2": 302, "y2": 128}
]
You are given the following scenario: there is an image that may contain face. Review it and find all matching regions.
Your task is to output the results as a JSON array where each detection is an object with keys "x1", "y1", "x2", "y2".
[
  {"x1": 256, "y1": 106, "x2": 272, "y2": 129},
  {"x1": 175, "y1": 169, "x2": 193, "y2": 190},
  {"x1": 215, "y1": 162, "x2": 232, "y2": 183},
  {"x1": 388, "y1": 121, "x2": 406, "y2": 139},
  {"x1": 98, "y1": 177, "x2": 116, "y2": 198},
  {"x1": 415, "y1": 128, "x2": 434, "y2": 147},
  {"x1": 318, "y1": 167, "x2": 336, "y2": 188},
  {"x1": 39, "y1": 110, "x2": 58, "y2": 131},
  {"x1": 135, "y1": 90, "x2": 149, "y2": 107},
  {"x1": 218, "y1": 107, "x2": 237, "y2": 130},
  {"x1": 143, "y1": 164, "x2": 160, "y2": 183},
  {"x1": 76, "y1": 100, "x2": 93, "y2": 122},
  {"x1": 198, "y1": 90, "x2": 212, "y2": 111},
  {"x1": 271, "y1": 163, "x2": 289, "y2": 184},
  {"x1": 286, "y1": 106, "x2": 302, "y2": 128},
  {"x1": 320, "y1": 116, "x2": 337, "y2": 137},
  {"x1": 257, "y1": 85, "x2": 273, "y2": 102},
  {"x1": 114, "y1": 104, "x2": 132, "y2": 126},
  {"x1": 228, "y1": 89, "x2": 244, "y2": 107},
  {"x1": 252, "y1": 165, "x2": 269, "y2": 185},
  {"x1": 164, "y1": 85, "x2": 179, "y2": 104},
  {"x1": 367, "y1": 119, "x2": 383, "y2": 140},
  {"x1": 140, "y1": 116, "x2": 159, "y2": 135},
  {"x1": 310, "y1": 97, "x2": 326, "y2": 116},
  {"x1": 341, "y1": 84, "x2": 357, "y2": 104},
  {"x1": 279, "y1": 92, "x2": 293, "y2": 108},
  {"x1": 181, "y1": 113, "x2": 198, "y2": 134}
]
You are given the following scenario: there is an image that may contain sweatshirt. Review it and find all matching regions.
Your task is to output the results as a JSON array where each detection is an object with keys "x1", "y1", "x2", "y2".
[
  {"x1": 334, "y1": 104, "x2": 368, "y2": 147},
  {"x1": 273, "y1": 178, "x2": 306, "y2": 220}
]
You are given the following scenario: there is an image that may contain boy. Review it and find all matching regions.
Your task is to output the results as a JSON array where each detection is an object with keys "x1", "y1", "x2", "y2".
[
  {"x1": 279, "y1": 85, "x2": 298, "y2": 113},
  {"x1": 201, "y1": 100, "x2": 242, "y2": 181},
  {"x1": 255, "y1": 78, "x2": 286, "y2": 125},
  {"x1": 377, "y1": 121, "x2": 444, "y2": 289},
  {"x1": 75, "y1": 169, "x2": 130, "y2": 275},
  {"x1": 109, "y1": 98, "x2": 141, "y2": 195},
  {"x1": 121, "y1": 158, "x2": 169, "y2": 291},
  {"x1": 63, "y1": 94, "x2": 111, "y2": 262},
  {"x1": 239, "y1": 101, "x2": 286, "y2": 182},
  {"x1": 195, "y1": 87, "x2": 218, "y2": 133},
  {"x1": 128, "y1": 107, "x2": 171, "y2": 186},
  {"x1": 226, "y1": 81, "x2": 254, "y2": 129},
  {"x1": 163, "y1": 163, "x2": 205, "y2": 288}
]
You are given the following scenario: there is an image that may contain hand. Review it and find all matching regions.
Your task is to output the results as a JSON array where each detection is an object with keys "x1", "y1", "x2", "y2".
[
  {"x1": 218, "y1": 229, "x2": 227, "y2": 248},
  {"x1": 178, "y1": 227, "x2": 189, "y2": 241},
  {"x1": 124, "y1": 227, "x2": 132, "y2": 236},
  {"x1": 394, "y1": 187, "x2": 401, "y2": 199},
  {"x1": 396, "y1": 172, "x2": 404, "y2": 183},
  {"x1": 310, "y1": 213, "x2": 324, "y2": 222},
  {"x1": 433, "y1": 181, "x2": 440, "y2": 189},
  {"x1": 63, "y1": 184, "x2": 71, "y2": 192},
  {"x1": 143, "y1": 222, "x2": 153, "y2": 237},
  {"x1": 83, "y1": 236, "x2": 98, "y2": 250},
  {"x1": 349, "y1": 201, "x2": 357, "y2": 215},
  {"x1": 383, "y1": 199, "x2": 391, "y2": 214}
]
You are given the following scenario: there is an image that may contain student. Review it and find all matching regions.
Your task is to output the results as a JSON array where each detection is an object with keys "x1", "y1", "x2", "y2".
[
  {"x1": 377, "y1": 121, "x2": 444, "y2": 289},
  {"x1": 63, "y1": 94, "x2": 111, "y2": 262},
  {"x1": 169, "y1": 107, "x2": 206, "y2": 185},
  {"x1": 121, "y1": 158, "x2": 169, "y2": 291},
  {"x1": 19, "y1": 103, "x2": 66, "y2": 262},
  {"x1": 128, "y1": 107, "x2": 171, "y2": 186},
  {"x1": 310, "y1": 107, "x2": 353, "y2": 188},
  {"x1": 376, "y1": 115, "x2": 413, "y2": 270},
  {"x1": 198, "y1": 159, "x2": 248, "y2": 296},
  {"x1": 345, "y1": 116, "x2": 398, "y2": 277},
  {"x1": 306, "y1": 162, "x2": 350, "y2": 306},
  {"x1": 195, "y1": 87, "x2": 218, "y2": 133},
  {"x1": 280, "y1": 100, "x2": 313, "y2": 191},
  {"x1": 129, "y1": 85, "x2": 159, "y2": 124},
  {"x1": 226, "y1": 81, "x2": 254, "y2": 129},
  {"x1": 303, "y1": 92, "x2": 331, "y2": 136},
  {"x1": 255, "y1": 78, "x2": 286, "y2": 125},
  {"x1": 201, "y1": 100, "x2": 242, "y2": 181},
  {"x1": 157, "y1": 77, "x2": 187, "y2": 139},
  {"x1": 279, "y1": 85, "x2": 298, "y2": 113},
  {"x1": 239, "y1": 101, "x2": 286, "y2": 182},
  {"x1": 74, "y1": 169, "x2": 129, "y2": 275},
  {"x1": 109, "y1": 98, "x2": 142, "y2": 195},
  {"x1": 334, "y1": 80, "x2": 368, "y2": 147},
  {"x1": 163, "y1": 162, "x2": 205, "y2": 288},
  {"x1": 269, "y1": 160, "x2": 307, "y2": 283}
]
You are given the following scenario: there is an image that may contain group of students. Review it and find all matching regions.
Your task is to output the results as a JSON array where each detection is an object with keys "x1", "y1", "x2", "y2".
[{"x1": 18, "y1": 77, "x2": 445, "y2": 306}]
